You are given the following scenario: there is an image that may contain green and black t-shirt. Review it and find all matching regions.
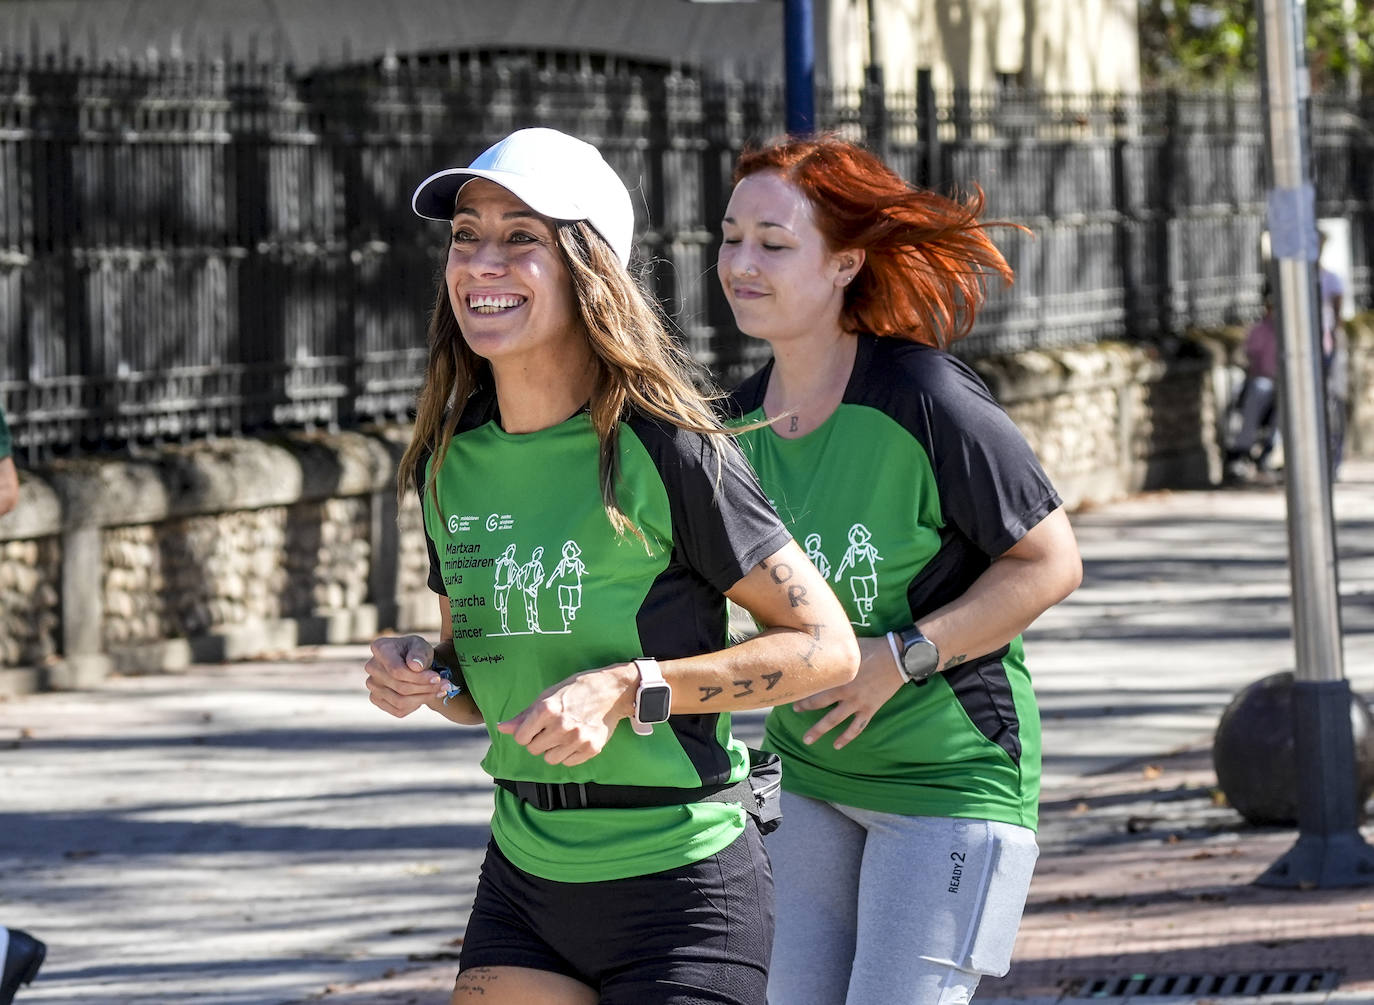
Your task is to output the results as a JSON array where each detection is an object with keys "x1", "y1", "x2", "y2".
[
  {"x1": 420, "y1": 385, "x2": 790, "y2": 882},
  {"x1": 729, "y1": 334, "x2": 1061, "y2": 830}
]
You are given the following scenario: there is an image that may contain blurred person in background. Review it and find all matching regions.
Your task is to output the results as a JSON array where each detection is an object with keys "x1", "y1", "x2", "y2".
[
  {"x1": 1226, "y1": 287, "x2": 1281, "y2": 483},
  {"x1": 1318, "y1": 231, "x2": 1349, "y2": 480}
]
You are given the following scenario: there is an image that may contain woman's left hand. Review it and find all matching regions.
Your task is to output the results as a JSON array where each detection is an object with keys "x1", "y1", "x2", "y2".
[
  {"x1": 792, "y1": 636, "x2": 905, "y2": 749},
  {"x1": 497, "y1": 663, "x2": 636, "y2": 766}
]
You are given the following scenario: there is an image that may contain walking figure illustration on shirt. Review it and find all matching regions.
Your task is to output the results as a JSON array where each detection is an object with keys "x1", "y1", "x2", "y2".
[
  {"x1": 492, "y1": 543, "x2": 520, "y2": 634},
  {"x1": 520, "y1": 546, "x2": 546, "y2": 633},
  {"x1": 545, "y1": 540, "x2": 586, "y2": 632},
  {"x1": 803, "y1": 532, "x2": 832, "y2": 580},
  {"x1": 834, "y1": 523, "x2": 882, "y2": 626}
]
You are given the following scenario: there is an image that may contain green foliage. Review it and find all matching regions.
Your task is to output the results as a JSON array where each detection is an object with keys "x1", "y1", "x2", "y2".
[{"x1": 1140, "y1": 0, "x2": 1374, "y2": 91}]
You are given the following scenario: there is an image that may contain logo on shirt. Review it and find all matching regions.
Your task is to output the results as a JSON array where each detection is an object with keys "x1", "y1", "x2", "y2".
[{"x1": 447, "y1": 513, "x2": 514, "y2": 534}]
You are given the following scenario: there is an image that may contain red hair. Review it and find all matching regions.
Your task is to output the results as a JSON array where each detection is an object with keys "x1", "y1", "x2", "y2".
[{"x1": 733, "y1": 135, "x2": 1018, "y2": 349}]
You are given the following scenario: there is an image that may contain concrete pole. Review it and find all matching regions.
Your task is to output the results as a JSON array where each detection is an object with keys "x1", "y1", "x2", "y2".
[{"x1": 1253, "y1": 0, "x2": 1374, "y2": 889}]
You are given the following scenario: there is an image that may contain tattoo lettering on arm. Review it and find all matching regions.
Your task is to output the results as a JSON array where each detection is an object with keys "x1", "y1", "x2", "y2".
[
  {"x1": 762, "y1": 670, "x2": 783, "y2": 690},
  {"x1": 699, "y1": 685, "x2": 724, "y2": 702},
  {"x1": 454, "y1": 966, "x2": 500, "y2": 998},
  {"x1": 768, "y1": 563, "x2": 793, "y2": 584},
  {"x1": 789, "y1": 416, "x2": 799, "y2": 432},
  {"x1": 803, "y1": 623, "x2": 824, "y2": 640},
  {"x1": 733, "y1": 679, "x2": 756, "y2": 698},
  {"x1": 943, "y1": 654, "x2": 968, "y2": 670},
  {"x1": 787, "y1": 585, "x2": 808, "y2": 607}
]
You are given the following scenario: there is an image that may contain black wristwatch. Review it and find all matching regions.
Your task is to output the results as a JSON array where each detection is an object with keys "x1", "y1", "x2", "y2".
[{"x1": 894, "y1": 625, "x2": 940, "y2": 685}]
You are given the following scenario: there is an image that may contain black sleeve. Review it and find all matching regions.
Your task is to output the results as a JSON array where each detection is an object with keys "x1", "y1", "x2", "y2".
[
  {"x1": 921, "y1": 357, "x2": 1061, "y2": 557},
  {"x1": 721, "y1": 360, "x2": 772, "y2": 421},
  {"x1": 627, "y1": 415, "x2": 792, "y2": 594},
  {"x1": 864, "y1": 342, "x2": 1061, "y2": 558},
  {"x1": 415, "y1": 448, "x2": 446, "y2": 596},
  {"x1": 417, "y1": 386, "x2": 500, "y2": 597}
]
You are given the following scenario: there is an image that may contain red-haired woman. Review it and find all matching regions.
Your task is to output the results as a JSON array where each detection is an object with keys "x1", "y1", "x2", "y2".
[{"x1": 719, "y1": 136, "x2": 1083, "y2": 1004}]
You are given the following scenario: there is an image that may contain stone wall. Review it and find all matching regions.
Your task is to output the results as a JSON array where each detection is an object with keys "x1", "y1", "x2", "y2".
[
  {"x1": 972, "y1": 338, "x2": 1225, "y2": 510},
  {"x1": 0, "y1": 430, "x2": 432, "y2": 693},
  {"x1": 0, "y1": 329, "x2": 1368, "y2": 696}
]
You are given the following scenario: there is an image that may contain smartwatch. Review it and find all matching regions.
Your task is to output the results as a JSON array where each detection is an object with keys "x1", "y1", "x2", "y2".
[
  {"x1": 893, "y1": 625, "x2": 940, "y2": 685},
  {"x1": 630, "y1": 658, "x2": 672, "y2": 735}
]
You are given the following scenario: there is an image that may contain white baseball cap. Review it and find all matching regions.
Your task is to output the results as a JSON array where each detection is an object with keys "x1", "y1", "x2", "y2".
[{"x1": 411, "y1": 127, "x2": 635, "y2": 267}]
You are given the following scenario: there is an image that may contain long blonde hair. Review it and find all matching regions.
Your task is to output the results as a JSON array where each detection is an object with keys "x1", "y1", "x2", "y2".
[{"x1": 398, "y1": 220, "x2": 727, "y2": 539}]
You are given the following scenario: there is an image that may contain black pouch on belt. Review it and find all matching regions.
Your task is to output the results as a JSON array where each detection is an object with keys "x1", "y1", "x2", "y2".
[{"x1": 742, "y1": 748, "x2": 783, "y2": 835}]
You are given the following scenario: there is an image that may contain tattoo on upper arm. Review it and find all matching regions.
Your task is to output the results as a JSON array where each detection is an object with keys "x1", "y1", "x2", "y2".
[
  {"x1": 763, "y1": 670, "x2": 783, "y2": 690},
  {"x1": 454, "y1": 966, "x2": 499, "y2": 997},
  {"x1": 733, "y1": 679, "x2": 755, "y2": 698},
  {"x1": 943, "y1": 654, "x2": 968, "y2": 670},
  {"x1": 699, "y1": 685, "x2": 724, "y2": 702},
  {"x1": 803, "y1": 622, "x2": 824, "y2": 640},
  {"x1": 768, "y1": 563, "x2": 793, "y2": 584},
  {"x1": 787, "y1": 585, "x2": 808, "y2": 607}
]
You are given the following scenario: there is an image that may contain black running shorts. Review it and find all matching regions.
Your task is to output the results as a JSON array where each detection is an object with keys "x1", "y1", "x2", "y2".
[{"x1": 458, "y1": 820, "x2": 774, "y2": 1005}]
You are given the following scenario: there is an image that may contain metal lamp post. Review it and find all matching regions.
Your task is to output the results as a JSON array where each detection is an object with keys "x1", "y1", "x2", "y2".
[
  {"x1": 1252, "y1": 0, "x2": 1374, "y2": 889},
  {"x1": 683, "y1": 0, "x2": 815, "y2": 135}
]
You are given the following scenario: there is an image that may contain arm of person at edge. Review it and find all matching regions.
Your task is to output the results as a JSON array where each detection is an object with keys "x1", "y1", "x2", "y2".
[
  {"x1": 0, "y1": 456, "x2": 18, "y2": 516},
  {"x1": 794, "y1": 505, "x2": 1082, "y2": 750},
  {"x1": 366, "y1": 538, "x2": 860, "y2": 766}
]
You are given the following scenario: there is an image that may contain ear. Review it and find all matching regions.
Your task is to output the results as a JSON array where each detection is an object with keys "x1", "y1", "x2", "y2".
[{"x1": 834, "y1": 249, "x2": 866, "y2": 288}]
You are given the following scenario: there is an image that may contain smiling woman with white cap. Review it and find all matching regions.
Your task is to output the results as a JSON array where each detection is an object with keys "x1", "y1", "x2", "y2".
[{"x1": 362, "y1": 127, "x2": 858, "y2": 1005}]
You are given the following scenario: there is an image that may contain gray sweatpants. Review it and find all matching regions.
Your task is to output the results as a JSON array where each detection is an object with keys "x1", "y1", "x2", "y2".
[{"x1": 767, "y1": 792, "x2": 1039, "y2": 1005}]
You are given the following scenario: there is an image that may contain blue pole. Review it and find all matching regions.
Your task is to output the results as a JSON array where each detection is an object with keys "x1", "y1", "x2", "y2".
[{"x1": 783, "y1": 0, "x2": 815, "y2": 135}]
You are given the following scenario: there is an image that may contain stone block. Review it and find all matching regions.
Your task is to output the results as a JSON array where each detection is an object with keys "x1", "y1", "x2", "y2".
[
  {"x1": 109, "y1": 639, "x2": 194, "y2": 676},
  {"x1": 0, "y1": 666, "x2": 43, "y2": 699},
  {"x1": 46, "y1": 654, "x2": 113, "y2": 690},
  {"x1": 190, "y1": 618, "x2": 299, "y2": 663}
]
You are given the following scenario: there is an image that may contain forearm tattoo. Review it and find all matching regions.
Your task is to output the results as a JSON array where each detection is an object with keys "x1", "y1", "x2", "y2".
[
  {"x1": 698, "y1": 670, "x2": 786, "y2": 702},
  {"x1": 943, "y1": 654, "x2": 968, "y2": 670}
]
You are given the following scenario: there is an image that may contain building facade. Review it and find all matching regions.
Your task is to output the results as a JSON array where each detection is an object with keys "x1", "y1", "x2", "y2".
[{"x1": 4, "y1": 0, "x2": 1140, "y2": 94}]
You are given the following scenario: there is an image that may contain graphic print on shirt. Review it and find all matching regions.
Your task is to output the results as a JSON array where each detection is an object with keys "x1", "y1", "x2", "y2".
[
  {"x1": 479, "y1": 537, "x2": 589, "y2": 637},
  {"x1": 833, "y1": 522, "x2": 883, "y2": 626},
  {"x1": 492, "y1": 543, "x2": 520, "y2": 634},
  {"x1": 435, "y1": 505, "x2": 595, "y2": 640},
  {"x1": 546, "y1": 540, "x2": 586, "y2": 631},
  {"x1": 803, "y1": 533, "x2": 832, "y2": 580}
]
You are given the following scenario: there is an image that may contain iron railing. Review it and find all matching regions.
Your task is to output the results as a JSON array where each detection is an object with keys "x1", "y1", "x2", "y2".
[{"x1": 1, "y1": 49, "x2": 1371, "y2": 460}]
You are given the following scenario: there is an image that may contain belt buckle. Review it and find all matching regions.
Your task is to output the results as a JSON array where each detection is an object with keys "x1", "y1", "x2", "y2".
[{"x1": 513, "y1": 780, "x2": 590, "y2": 811}]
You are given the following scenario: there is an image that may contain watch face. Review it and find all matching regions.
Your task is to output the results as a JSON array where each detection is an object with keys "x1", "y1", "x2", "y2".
[
  {"x1": 636, "y1": 684, "x2": 672, "y2": 723},
  {"x1": 902, "y1": 639, "x2": 940, "y2": 682}
]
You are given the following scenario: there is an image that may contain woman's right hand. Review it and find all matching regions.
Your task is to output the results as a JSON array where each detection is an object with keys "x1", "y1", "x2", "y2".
[{"x1": 365, "y1": 634, "x2": 451, "y2": 718}]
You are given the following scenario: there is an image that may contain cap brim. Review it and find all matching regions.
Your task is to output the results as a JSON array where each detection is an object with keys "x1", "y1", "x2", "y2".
[{"x1": 411, "y1": 167, "x2": 587, "y2": 223}]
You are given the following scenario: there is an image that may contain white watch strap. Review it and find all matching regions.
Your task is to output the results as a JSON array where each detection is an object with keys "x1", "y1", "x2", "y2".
[
  {"x1": 885, "y1": 631, "x2": 910, "y2": 683},
  {"x1": 631, "y1": 658, "x2": 665, "y2": 736}
]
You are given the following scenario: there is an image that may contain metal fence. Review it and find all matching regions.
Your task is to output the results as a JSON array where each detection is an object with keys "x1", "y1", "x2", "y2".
[{"x1": 1, "y1": 49, "x2": 1372, "y2": 460}]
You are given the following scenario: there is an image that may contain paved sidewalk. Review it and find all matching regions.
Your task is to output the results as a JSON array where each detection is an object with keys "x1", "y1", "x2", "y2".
[{"x1": 1, "y1": 461, "x2": 1372, "y2": 1004}]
